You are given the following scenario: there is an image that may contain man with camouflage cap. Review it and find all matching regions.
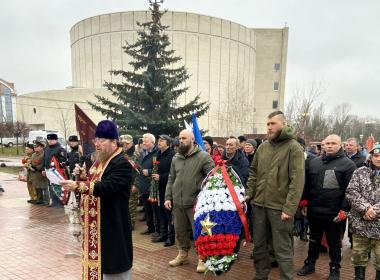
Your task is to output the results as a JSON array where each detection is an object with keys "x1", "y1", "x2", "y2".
[{"x1": 120, "y1": 134, "x2": 139, "y2": 230}]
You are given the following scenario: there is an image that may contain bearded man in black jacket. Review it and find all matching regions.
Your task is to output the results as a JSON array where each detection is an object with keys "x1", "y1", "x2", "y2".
[{"x1": 297, "y1": 134, "x2": 356, "y2": 280}]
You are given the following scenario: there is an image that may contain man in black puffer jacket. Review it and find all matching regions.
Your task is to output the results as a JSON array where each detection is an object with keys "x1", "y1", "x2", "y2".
[{"x1": 297, "y1": 134, "x2": 356, "y2": 280}]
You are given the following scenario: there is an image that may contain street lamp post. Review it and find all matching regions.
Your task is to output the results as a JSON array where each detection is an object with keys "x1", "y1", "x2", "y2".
[{"x1": 359, "y1": 134, "x2": 364, "y2": 142}]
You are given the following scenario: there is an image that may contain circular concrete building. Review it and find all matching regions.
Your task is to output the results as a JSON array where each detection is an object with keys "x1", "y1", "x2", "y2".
[{"x1": 18, "y1": 10, "x2": 288, "y2": 137}]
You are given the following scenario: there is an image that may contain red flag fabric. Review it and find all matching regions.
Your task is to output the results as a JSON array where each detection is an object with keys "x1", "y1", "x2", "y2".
[
  {"x1": 366, "y1": 135, "x2": 376, "y2": 152},
  {"x1": 74, "y1": 104, "x2": 96, "y2": 152}
]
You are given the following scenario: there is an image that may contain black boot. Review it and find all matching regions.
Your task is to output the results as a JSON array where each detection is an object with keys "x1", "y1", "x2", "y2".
[
  {"x1": 164, "y1": 237, "x2": 174, "y2": 247},
  {"x1": 376, "y1": 270, "x2": 380, "y2": 280},
  {"x1": 140, "y1": 228, "x2": 154, "y2": 235},
  {"x1": 152, "y1": 235, "x2": 167, "y2": 243},
  {"x1": 354, "y1": 267, "x2": 365, "y2": 280},
  {"x1": 297, "y1": 260, "x2": 315, "y2": 276},
  {"x1": 328, "y1": 267, "x2": 340, "y2": 280}
]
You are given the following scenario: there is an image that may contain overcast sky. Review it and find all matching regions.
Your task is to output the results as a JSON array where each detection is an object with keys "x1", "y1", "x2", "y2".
[{"x1": 1, "y1": 0, "x2": 379, "y2": 117}]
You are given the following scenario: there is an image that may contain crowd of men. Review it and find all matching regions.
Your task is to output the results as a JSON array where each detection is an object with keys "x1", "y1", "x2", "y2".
[
  {"x1": 22, "y1": 134, "x2": 82, "y2": 207},
  {"x1": 19, "y1": 110, "x2": 380, "y2": 280}
]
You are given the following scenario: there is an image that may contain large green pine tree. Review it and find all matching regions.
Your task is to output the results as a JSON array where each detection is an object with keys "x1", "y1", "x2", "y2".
[{"x1": 90, "y1": 0, "x2": 209, "y2": 137}]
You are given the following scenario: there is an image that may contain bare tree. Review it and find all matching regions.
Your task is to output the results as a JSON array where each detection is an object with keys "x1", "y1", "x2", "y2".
[
  {"x1": 328, "y1": 103, "x2": 353, "y2": 139},
  {"x1": 285, "y1": 81, "x2": 325, "y2": 139},
  {"x1": 12, "y1": 121, "x2": 29, "y2": 155},
  {"x1": 5, "y1": 122, "x2": 14, "y2": 137},
  {"x1": 218, "y1": 78, "x2": 253, "y2": 136},
  {"x1": 305, "y1": 104, "x2": 329, "y2": 140},
  {"x1": 55, "y1": 103, "x2": 75, "y2": 141}
]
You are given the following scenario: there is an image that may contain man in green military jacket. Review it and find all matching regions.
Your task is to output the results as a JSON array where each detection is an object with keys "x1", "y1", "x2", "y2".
[
  {"x1": 246, "y1": 111, "x2": 305, "y2": 280},
  {"x1": 30, "y1": 141, "x2": 49, "y2": 205}
]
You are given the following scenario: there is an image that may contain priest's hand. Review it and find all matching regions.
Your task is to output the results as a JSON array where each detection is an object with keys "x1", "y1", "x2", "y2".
[
  {"x1": 164, "y1": 200, "x2": 172, "y2": 210},
  {"x1": 60, "y1": 180, "x2": 78, "y2": 191},
  {"x1": 74, "y1": 164, "x2": 82, "y2": 175}
]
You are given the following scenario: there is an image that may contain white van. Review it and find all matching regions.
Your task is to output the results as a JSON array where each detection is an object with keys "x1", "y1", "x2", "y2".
[{"x1": 28, "y1": 130, "x2": 66, "y2": 147}]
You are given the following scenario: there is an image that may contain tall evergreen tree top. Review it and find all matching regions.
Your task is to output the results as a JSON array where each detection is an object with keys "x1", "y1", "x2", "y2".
[{"x1": 90, "y1": 0, "x2": 209, "y2": 137}]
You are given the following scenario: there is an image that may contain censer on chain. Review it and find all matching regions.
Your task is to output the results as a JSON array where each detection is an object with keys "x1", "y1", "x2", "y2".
[
  {"x1": 66, "y1": 191, "x2": 82, "y2": 240},
  {"x1": 64, "y1": 171, "x2": 82, "y2": 241}
]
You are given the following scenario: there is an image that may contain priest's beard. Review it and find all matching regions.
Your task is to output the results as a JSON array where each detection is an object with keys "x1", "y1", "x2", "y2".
[
  {"x1": 96, "y1": 146, "x2": 114, "y2": 163},
  {"x1": 178, "y1": 143, "x2": 192, "y2": 155}
]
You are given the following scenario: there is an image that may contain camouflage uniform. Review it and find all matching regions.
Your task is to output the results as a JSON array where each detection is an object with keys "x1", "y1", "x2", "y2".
[
  {"x1": 346, "y1": 166, "x2": 380, "y2": 269},
  {"x1": 120, "y1": 145, "x2": 139, "y2": 230},
  {"x1": 352, "y1": 234, "x2": 380, "y2": 269},
  {"x1": 23, "y1": 154, "x2": 37, "y2": 201}
]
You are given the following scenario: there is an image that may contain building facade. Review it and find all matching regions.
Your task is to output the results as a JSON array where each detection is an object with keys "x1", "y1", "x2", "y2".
[
  {"x1": 18, "y1": 11, "x2": 288, "y2": 136},
  {"x1": 0, "y1": 79, "x2": 17, "y2": 123}
]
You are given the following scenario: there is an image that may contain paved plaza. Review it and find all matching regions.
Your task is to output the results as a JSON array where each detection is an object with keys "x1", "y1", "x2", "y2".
[{"x1": 0, "y1": 169, "x2": 375, "y2": 280}]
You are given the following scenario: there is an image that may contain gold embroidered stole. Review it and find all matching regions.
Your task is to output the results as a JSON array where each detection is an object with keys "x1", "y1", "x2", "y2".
[{"x1": 81, "y1": 147, "x2": 122, "y2": 280}]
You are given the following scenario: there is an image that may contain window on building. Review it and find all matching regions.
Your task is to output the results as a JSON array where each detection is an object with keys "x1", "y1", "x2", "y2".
[
  {"x1": 274, "y1": 82, "x2": 279, "y2": 91},
  {"x1": 272, "y1": 100, "x2": 278, "y2": 109},
  {"x1": 2, "y1": 87, "x2": 13, "y2": 122},
  {"x1": 274, "y1": 63, "x2": 281, "y2": 71},
  {"x1": 5, "y1": 95, "x2": 13, "y2": 122}
]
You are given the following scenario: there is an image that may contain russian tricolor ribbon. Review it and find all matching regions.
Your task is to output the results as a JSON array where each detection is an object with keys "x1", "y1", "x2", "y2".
[{"x1": 208, "y1": 160, "x2": 250, "y2": 242}]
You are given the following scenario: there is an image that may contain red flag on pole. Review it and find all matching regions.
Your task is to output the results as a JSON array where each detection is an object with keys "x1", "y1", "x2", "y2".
[{"x1": 74, "y1": 104, "x2": 96, "y2": 153}]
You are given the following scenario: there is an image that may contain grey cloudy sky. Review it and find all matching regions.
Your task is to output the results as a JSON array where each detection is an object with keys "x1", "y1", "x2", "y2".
[{"x1": 1, "y1": 0, "x2": 379, "y2": 117}]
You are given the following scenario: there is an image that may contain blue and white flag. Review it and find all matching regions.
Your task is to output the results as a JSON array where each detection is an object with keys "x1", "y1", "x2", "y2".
[
  {"x1": 191, "y1": 113, "x2": 206, "y2": 151},
  {"x1": 184, "y1": 120, "x2": 192, "y2": 131}
]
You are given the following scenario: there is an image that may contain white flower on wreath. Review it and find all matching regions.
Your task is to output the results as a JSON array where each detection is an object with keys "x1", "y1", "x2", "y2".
[
  {"x1": 225, "y1": 202, "x2": 235, "y2": 211},
  {"x1": 212, "y1": 195, "x2": 220, "y2": 204},
  {"x1": 214, "y1": 202, "x2": 222, "y2": 211}
]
